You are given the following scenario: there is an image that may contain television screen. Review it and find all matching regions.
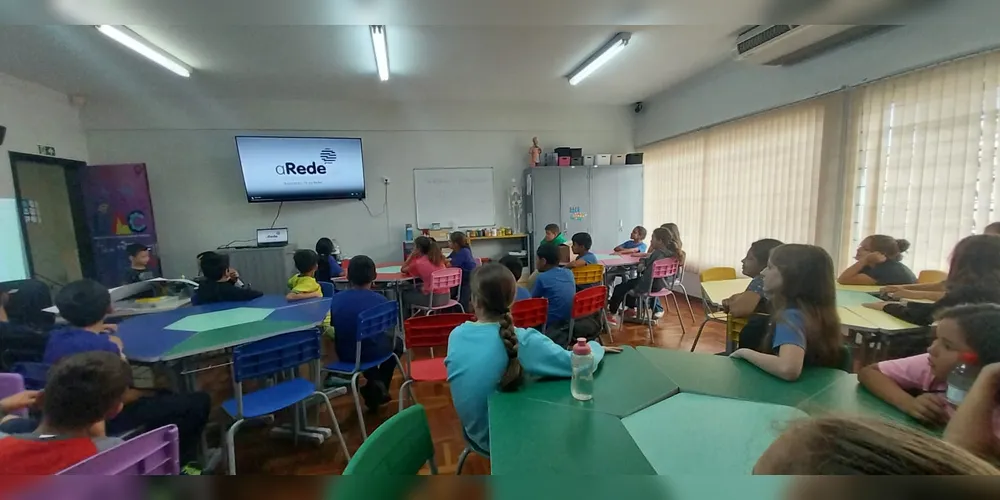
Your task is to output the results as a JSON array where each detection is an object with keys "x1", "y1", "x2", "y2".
[{"x1": 235, "y1": 136, "x2": 366, "y2": 203}]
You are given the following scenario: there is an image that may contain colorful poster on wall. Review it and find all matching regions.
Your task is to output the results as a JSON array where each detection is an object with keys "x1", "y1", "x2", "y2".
[{"x1": 78, "y1": 163, "x2": 159, "y2": 287}]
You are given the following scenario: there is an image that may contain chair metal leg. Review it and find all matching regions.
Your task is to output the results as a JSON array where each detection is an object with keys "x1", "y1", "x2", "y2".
[
  {"x1": 456, "y1": 446, "x2": 472, "y2": 475},
  {"x1": 428, "y1": 457, "x2": 439, "y2": 475},
  {"x1": 677, "y1": 283, "x2": 695, "y2": 323},
  {"x1": 315, "y1": 391, "x2": 352, "y2": 461},
  {"x1": 670, "y1": 294, "x2": 687, "y2": 337},
  {"x1": 225, "y1": 419, "x2": 246, "y2": 475},
  {"x1": 690, "y1": 319, "x2": 711, "y2": 352},
  {"x1": 350, "y1": 372, "x2": 368, "y2": 440},
  {"x1": 398, "y1": 379, "x2": 413, "y2": 413}
]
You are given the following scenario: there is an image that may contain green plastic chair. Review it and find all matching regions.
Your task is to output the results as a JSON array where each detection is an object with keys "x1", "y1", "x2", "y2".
[{"x1": 343, "y1": 404, "x2": 438, "y2": 475}]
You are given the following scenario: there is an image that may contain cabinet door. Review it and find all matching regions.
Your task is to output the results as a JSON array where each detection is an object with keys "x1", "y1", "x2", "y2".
[
  {"x1": 527, "y1": 168, "x2": 561, "y2": 250},
  {"x1": 617, "y1": 166, "x2": 644, "y2": 238},
  {"x1": 559, "y1": 167, "x2": 591, "y2": 239},
  {"x1": 588, "y1": 166, "x2": 621, "y2": 252}
]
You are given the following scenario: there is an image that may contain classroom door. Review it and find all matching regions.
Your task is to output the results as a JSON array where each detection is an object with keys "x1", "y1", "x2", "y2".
[
  {"x1": 75, "y1": 163, "x2": 160, "y2": 287},
  {"x1": 559, "y1": 168, "x2": 591, "y2": 240},
  {"x1": 588, "y1": 166, "x2": 621, "y2": 251},
  {"x1": 527, "y1": 168, "x2": 561, "y2": 251}
]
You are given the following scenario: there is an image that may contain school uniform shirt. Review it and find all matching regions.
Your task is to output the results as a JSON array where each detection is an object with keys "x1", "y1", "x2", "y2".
[
  {"x1": 878, "y1": 353, "x2": 1000, "y2": 440},
  {"x1": 514, "y1": 286, "x2": 532, "y2": 302},
  {"x1": 634, "y1": 249, "x2": 672, "y2": 294},
  {"x1": 287, "y1": 274, "x2": 331, "y2": 326},
  {"x1": 315, "y1": 255, "x2": 344, "y2": 283},
  {"x1": 43, "y1": 327, "x2": 120, "y2": 364},
  {"x1": 860, "y1": 260, "x2": 916, "y2": 286},
  {"x1": 770, "y1": 309, "x2": 807, "y2": 352},
  {"x1": 531, "y1": 267, "x2": 576, "y2": 325},
  {"x1": 619, "y1": 240, "x2": 648, "y2": 253},
  {"x1": 576, "y1": 252, "x2": 599, "y2": 265},
  {"x1": 449, "y1": 247, "x2": 477, "y2": 273},
  {"x1": 122, "y1": 266, "x2": 158, "y2": 285},
  {"x1": 445, "y1": 321, "x2": 606, "y2": 452},
  {"x1": 0, "y1": 432, "x2": 123, "y2": 476},
  {"x1": 329, "y1": 289, "x2": 392, "y2": 365},
  {"x1": 193, "y1": 280, "x2": 264, "y2": 305},
  {"x1": 406, "y1": 256, "x2": 449, "y2": 294},
  {"x1": 746, "y1": 275, "x2": 765, "y2": 294},
  {"x1": 539, "y1": 233, "x2": 567, "y2": 248}
]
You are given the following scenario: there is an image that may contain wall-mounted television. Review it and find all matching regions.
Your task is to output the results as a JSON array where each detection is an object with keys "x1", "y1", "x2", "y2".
[{"x1": 235, "y1": 136, "x2": 366, "y2": 203}]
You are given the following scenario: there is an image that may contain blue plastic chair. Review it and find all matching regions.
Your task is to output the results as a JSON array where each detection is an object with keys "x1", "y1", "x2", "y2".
[
  {"x1": 12, "y1": 362, "x2": 50, "y2": 390},
  {"x1": 222, "y1": 329, "x2": 350, "y2": 475},
  {"x1": 320, "y1": 281, "x2": 335, "y2": 298},
  {"x1": 323, "y1": 300, "x2": 404, "y2": 441}
]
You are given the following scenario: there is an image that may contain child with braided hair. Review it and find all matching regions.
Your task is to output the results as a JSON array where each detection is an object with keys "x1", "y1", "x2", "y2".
[{"x1": 446, "y1": 263, "x2": 620, "y2": 453}]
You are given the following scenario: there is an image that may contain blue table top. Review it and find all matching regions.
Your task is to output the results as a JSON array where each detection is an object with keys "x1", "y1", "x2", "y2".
[{"x1": 118, "y1": 295, "x2": 331, "y2": 363}]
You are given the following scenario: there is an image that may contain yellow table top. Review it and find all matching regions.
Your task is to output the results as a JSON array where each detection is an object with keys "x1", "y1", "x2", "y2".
[
  {"x1": 844, "y1": 305, "x2": 922, "y2": 333},
  {"x1": 701, "y1": 278, "x2": 752, "y2": 304}
]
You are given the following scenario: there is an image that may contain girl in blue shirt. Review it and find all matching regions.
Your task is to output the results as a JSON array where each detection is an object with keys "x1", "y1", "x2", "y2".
[
  {"x1": 730, "y1": 244, "x2": 843, "y2": 381},
  {"x1": 448, "y1": 232, "x2": 478, "y2": 309},
  {"x1": 445, "y1": 263, "x2": 617, "y2": 453}
]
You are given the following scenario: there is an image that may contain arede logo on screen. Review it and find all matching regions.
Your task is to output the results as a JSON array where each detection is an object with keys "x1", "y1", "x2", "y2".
[{"x1": 275, "y1": 148, "x2": 337, "y2": 175}]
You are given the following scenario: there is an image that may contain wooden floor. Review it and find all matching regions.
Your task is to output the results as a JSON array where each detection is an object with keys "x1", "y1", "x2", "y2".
[{"x1": 201, "y1": 299, "x2": 725, "y2": 475}]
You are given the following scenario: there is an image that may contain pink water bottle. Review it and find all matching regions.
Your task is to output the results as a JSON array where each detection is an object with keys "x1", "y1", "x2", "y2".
[{"x1": 571, "y1": 338, "x2": 595, "y2": 401}]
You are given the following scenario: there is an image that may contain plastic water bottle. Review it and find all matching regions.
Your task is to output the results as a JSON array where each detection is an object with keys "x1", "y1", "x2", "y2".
[
  {"x1": 946, "y1": 352, "x2": 980, "y2": 408},
  {"x1": 405, "y1": 224, "x2": 414, "y2": 242},
  {"x1": 571, "y1": 337, "x2": 595, "y2": 401}
]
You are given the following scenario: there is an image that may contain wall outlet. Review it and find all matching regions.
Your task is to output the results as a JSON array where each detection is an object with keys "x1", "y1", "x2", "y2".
[{"x1": 381, "y1": 176, "x2": 390, "y2": 185}]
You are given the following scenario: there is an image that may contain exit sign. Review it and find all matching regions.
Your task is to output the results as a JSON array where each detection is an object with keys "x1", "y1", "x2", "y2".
[{"x1": 37, "y1": 145, "x2": 55, "y2": 156}]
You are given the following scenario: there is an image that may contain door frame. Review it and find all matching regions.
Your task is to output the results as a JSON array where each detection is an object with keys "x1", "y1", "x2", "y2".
[{"x1": 8, "y1": 152, "x2": 96, "y2": 283}]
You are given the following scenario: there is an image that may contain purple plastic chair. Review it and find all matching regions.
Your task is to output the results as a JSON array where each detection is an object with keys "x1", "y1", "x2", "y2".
[
  {"x1": 58, "y1": 424, "x2": 180, "y2": 475},
  {"x1": 0, "y1": 372, "x2": 27, "y2": 417}
]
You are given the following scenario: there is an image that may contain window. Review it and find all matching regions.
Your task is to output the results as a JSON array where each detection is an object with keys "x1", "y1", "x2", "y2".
[
  {"x1": 642, "y1": 102, "x2": 826, "y2": 271},
  {"x1": 847, "y1": 51, "x2": 1000, "y2": 272}
]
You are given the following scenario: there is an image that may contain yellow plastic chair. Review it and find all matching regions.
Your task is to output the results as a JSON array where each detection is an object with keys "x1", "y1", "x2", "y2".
[
  {"x1": 572, "y1": 264, "x2": 605, "y2": 286},
  {"x1": 917, "y1": 270, "x2": 947, "y2": 284},
  {"x1": 688, "y1": 267, "x2": 738, "y2": 352}
]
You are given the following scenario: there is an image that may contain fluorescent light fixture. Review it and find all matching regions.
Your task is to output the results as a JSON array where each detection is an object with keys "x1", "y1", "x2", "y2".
[
  {"x1": 567, "y1": 32, "x2": 631, "y2": 86},
  {"x1": 96, "y1": 25, "x2": 192, "y2": 77},
  {"x1": 370, "y1": 25, "x2": 389, "y2": 81}
]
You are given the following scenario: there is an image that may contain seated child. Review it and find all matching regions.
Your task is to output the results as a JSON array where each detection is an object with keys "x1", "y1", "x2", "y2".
[
  {"x1": 0, "y1": 351, "x2": 130, "y2": 476},
  {"x1": 196, "y1": 251, "x2": 248, "y2": 288},
  {"x1": 122, "y1": 243, "x2": 159, "y2": 285},
  {"x1": 194, "y1": 252, "x2": 263, "y2": 304},
  {"x1": 565, "y1": 232, "x2": 597, "y2": 268},
  {"x1": 859, "y1": 303, "x2": 1000, "y2": 432},
  {"x1": 729, "y1": 244, "x2": 843, "y2": 381},
  {"x1": 315, "y1": 237, "x2": 345, "y2": 283},
  {"x1": 525, "y1": 224, "x2": 569, "y2": 290},
  {"x1": 447, "y1": 232, "x2": 477, "y2": 309},
  {"x1": 286, "y1": 249, "x2": 333, "y2": 337},
  {"x1": 499, "y1": 255, "x2": 531, "y2": 302},
  {"x1": 531, "y1": 244, "x2": 576, "y2": 329},
  {"x1": 838, "y1": 234, "x2": 916, "y2": 286},
  {"x1": 0, "y1": 389, "x2": 40, "y2": 435},
  {"x1": 722, "y1": 238, "x2": 783, "y2": 348},
  {"x1": 754, "y1": 416, "x2": 999, "y2": 475},
  {"x1": 613, "y1": 226, "x2": 648, "y2": 255},
  {"x1": 43, "y1": 280, "x2": 211, "y2": 467},
  {"x1": 607, "y1": 227, "x2": 675, "y2": 322},
  {"x1": 445, "y1": 263, "x2": 617, "y2": 453},
  {"x1": 328, "y1": 256, "x2": 399, "y2": 410},
  {"x1": 400, "y1": 236, "x2": 449, "y2": 315}
]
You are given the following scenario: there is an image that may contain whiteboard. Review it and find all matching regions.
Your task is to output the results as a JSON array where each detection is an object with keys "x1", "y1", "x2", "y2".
[{"x1": 414, "y1": 168, "x2": 496, "y2": 228}]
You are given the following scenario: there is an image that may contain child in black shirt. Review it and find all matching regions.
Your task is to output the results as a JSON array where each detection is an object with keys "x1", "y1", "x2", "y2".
[{"x1": 193, "y1": 252, "x2": 263, "y2": 304}]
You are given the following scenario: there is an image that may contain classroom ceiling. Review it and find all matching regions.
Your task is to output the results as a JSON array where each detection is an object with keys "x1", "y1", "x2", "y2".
[{"x1": 0, "y1": 0, "x2": 933, "y2": 105}]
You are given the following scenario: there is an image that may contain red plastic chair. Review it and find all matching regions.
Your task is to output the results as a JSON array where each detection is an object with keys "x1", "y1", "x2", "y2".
[
  {"x1": 568, "y1": 285, "x2": 611, "y2": 346},
  {"x1": 398, "y1": 313, "x2": 475, "y2": 411},
  {"x1": 411, "y1": 268, "x2": 465, "y2": 316},
  {"x1": 512, "y1": 298, "x2": 548, "y2": 330},
  {"x1": 626, "y1": 258, "x2": 686, "y2": 343}
]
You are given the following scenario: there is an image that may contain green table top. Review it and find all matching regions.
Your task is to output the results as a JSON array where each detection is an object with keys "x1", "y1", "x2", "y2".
[
  {"x1": 622, "y1": 393, "x2": 808, "y2": 475},
  {"x1": 488, "y1": 397, "x2": 655, "y2": 475},
  {"x1": 799, "y1": 374, "x2": 938, "y2": 434},
  {"x1": 636, "y1": 346, "x2": 847, "y2": 408},
  {"x1": 490, "y1": 477, "x2": 789, "y2": 500},
  {"x1": 164, "y1": 319, "x2": 316, "y2": 359},
  {"x1": 509, "y1": 346, "x2": 679, "y2": 417},
  {"x1": 377, "y1": 265, "x2": 402, "y2": 274},
  {"x1": 835, "y1": 289, "x2": 879, "y2": 308}
]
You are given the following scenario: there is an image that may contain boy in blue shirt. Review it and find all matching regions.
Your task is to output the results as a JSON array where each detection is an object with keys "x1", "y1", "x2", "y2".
[
  {"x1": 499, "y1": 255, "x2": 531, "y2": 302},
  {"x1": 43, "y1": 279, "x2": 211, "y2": 470},
  {"x1": 566, "y1": 232, "x2": 598, "y2": 268},
  {"x1": 327, "y1": 255, "x2": 399, "y2": 411},
  {"x1": 614, "y1": 226, "x2": 648, "y2": 255},
  {"x1": 531, "y1": 244, "x2": 576, "y2": 328}
]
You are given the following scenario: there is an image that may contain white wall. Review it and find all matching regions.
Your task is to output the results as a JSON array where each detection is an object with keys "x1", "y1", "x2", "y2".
[
  {"x1": 635, "y1": 13, "x2": 1000, "y2": 145},
  {"x1": 82, "y1": 98, "x2": 634, "y2": 277},
  {"x1": 0, "y1": 72, "x2": 89, "y2": 281}
]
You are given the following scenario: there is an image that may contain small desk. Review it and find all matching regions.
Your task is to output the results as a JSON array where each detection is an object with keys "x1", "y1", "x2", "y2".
[
  {"x1": 700, "y1": 278, "x2": 752, "y2": 304},
  {"x1": 622, "y1": 393, "x2": 807, "y2": 475},
  {"x1": 799, "y1": 374, "x2": 932, "y2": 431},
  {"x1": 119, "y1": 295, "x2": 331, "y2": 363},
  {"x1": 488, "y1": 397, "x2": 655, "y2": 474},
  {"x1": 499, "y1": 345, "x2": 679, "y2": 417},
  {"x1": 636, "y1": 346, "x2": 846, "y2": 408}
]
